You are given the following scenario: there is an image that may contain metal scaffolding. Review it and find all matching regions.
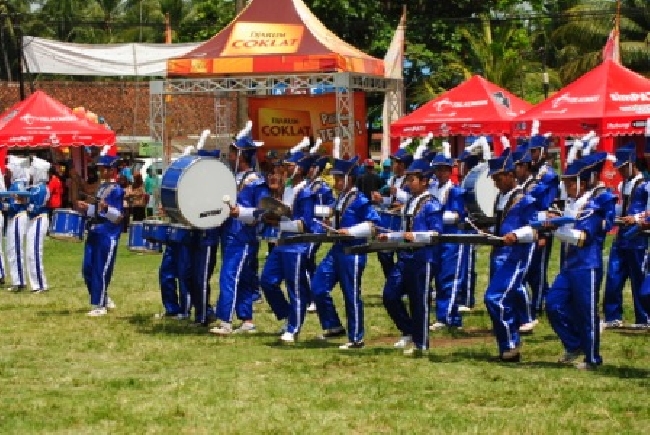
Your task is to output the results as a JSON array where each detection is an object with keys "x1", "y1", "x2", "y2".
[{"x1": 150, "y1": 72, "x2": 402, "y2": 163}]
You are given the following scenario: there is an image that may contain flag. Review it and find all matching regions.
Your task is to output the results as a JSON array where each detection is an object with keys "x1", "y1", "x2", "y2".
[
  {"x1": 602, "y1": 27, "x2": 620, "y2": 64},
  {"x1": 381, "y1": 10, "x2": 406, "y2": 161}
]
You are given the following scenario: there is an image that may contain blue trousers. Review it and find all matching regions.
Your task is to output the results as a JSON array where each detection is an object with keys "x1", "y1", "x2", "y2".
[
  {"x1": 217, "y1": 242, "x2": 257, "y2": 323},
  {"x1": 260, "y1": 249, "x2": 311, "y2": 334},
  {"x1": 383, "y1": 257, "x2": 433, "y2": 349},
  {"x1": 434, "y1": 243, "x2": 466, "y2": 327},
  {"x1": 191, "y1": 244, "x2": 217, "y2": 323},
  {"x1": 484, "y1": 258, "x2": 529, "y2": 354},
  {"x1": 159, "y1": 243, "x2": 192, "y2": 316},
  {"x1": 312, "y1": 245, "x2": 364, "y2": 343},
  {"x1": 82, "y1": 232, "x2": 118, "y2": 307},
  {"x1": 603, "y1": 245, "x2": 649, "y2": 324},
  {"x1": 305, "y1": 242, "x2": 321, "y2": 304},
  {"x1": 377, "y1": 251, "x2": 395, "y2": 280},
  {"x1": 456, "y1": 244, "x2": 476, "y2": 308},
  {"x1": 547, "y1": 268, "x2": 603, "y2": 366},
  {"x1": 524, "y1": 237, "x2": 553, "y2": 319},
  {"x1": 638, "y1": 272, "x2": 650, "y2": 315}
]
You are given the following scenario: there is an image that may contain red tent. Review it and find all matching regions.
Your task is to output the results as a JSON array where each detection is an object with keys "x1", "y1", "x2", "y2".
[
  {"x1": 513, "y1": 59, "x2": 650, "y2": 137},
  {"x1": 0, "y1": 90, "x2": 116, "y2": 148},
  {"x1": 390, "y1": 75, "x2": 533, "y2": 139}
]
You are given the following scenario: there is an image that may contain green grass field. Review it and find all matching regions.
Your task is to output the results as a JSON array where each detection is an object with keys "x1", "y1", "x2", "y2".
[{"x1": 1, "y1": 236, "x2": 649, "y2": 434}]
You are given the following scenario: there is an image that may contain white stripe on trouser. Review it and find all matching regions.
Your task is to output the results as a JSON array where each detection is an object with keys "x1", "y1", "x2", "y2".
[
  {"x1": 99, "y1": 238, "x2": 117, "y2": 307},
  {"x1": 27, "y1": 214, "x2": 49, "y2": 290},
  {"x1": 498, "y1": 260, "x2": 525, "y2": 349},
  {"x1": 589, "y1": 269, "x2": 596, "y2": 363},
  {"x1": 201, "y1": 246, "x2": 212, "y2": 322},
  {"x1": 422, "y1": 263, "x2": 431, "y2": 349},
  {"x1": 353, "y1": 255, "x2": 360, "y2": 341},
  {"x1": 465, "y1": 245, "x2": 474, "y2": 303},
  {"x1": 0, "y1": 212, "x2": 5, "y2": 278},
  {"x1": 229, "y1": 244, "x2": 249, "y2": 322},
  {"x1": 523, "y1": 244, "x2": 535, "y2": 320},
  {"x1": 446, "y1": 245, "x2": 464, "y2": 324},
  {"x1": 294, "y1": 254, "x2": 302, "y2": 332},
  {"x1": 535, "y1": 244, "x2": 547, "y2": 309},
  {"x1": 6, "y1": 213, "x2": 27, "y2": 286}
]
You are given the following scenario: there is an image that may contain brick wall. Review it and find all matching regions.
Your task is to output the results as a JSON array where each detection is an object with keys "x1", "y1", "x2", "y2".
[{"x1": 0, "y1": 81, "x2": 237, "y2": 141}]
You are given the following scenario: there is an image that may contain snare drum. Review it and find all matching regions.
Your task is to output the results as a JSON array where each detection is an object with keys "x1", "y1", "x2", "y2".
[
  {"x1": 128, "y1": 222, "x2": 163, "y2": 254},
  {"x1": 142, "y1": 219, "x2": 169, "y2": 244},
  {"x1": 167, "y1": 223, "x2": 195, "y2": 245},
  {"x1": 461, "y1": 162, "x2": 499, "y2": 219},
  {"x1": 161, "y1": 156, "x2": 237, "y2": 229},
  {"x1": 378, "y1": 209, "x2": 402, "y2": 232},
  {"x1": 49, "y1": 209, "x2": 85, "y2": 242}
]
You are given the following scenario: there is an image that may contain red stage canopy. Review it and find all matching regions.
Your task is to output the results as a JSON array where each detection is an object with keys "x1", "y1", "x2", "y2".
[
  {"x1": 390, "y1": 75, "x2": 533, "y2": 137},
  {"x1": 168, "y1": 0, "x2": 383, "y2": 77},
  {"x1": 0, "y1": 90, "x2": 116, "y2": 148},
  {"x1": 513, "y1": 59, "x2": 650, "y2": 137}
]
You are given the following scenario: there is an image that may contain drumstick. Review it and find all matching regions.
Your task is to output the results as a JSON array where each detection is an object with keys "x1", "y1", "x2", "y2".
[
  {"x1": 313, "y1": 218, "x2": 395, "y2": 234},
  {"x1": 222, "y1": 194, "x2": 234, "y2": 210}
]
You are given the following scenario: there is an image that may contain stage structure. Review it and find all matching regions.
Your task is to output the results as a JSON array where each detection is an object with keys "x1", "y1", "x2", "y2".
[{"x1": 149, "y1": 0, "x2": 402, "y2": 164}]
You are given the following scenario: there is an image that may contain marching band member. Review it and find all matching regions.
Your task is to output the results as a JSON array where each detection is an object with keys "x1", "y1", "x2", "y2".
[
  {"x1": 311, "y1": 144, "x2": 381, "y2": 349},
  {"x1": 545, "y1": 153, "x2": 616, "y2": 370},
  {"x1": 77, "y1": 147, "x2": 124, "y2": 316},
  {"x1": 428, "y1": 141, "x2": 466, "y2": 330},
  {"x1": 26, "y1": 157, "x2": 51, "y2": 293},
  {"x1": 484, "y1": 153, "x2": 538, "y2": 362},
  {"x1": 380, "y1": 144, "x2": 443, "y2": 356},
  {"x1": 521, "y1": 123, "x2": 559, "y2": 325},
  {"x1": 4, "y1": 155, "x2": 30, "y2": 292},
  {"x1": 372, "y1": 138, "x2": 414, "y2": 278},
  {"x1": 603, "y1": 144, "x2": 650, "y2": 328},
  {"x1": 0, "y1": 163, "x2": 6, "y2": 285},
  {"x1": 260, "y1": 139, "x2": 317, "y2": 343},
  {"x1": 211, "y1": 121, "x2": 270, "y2": 335}
]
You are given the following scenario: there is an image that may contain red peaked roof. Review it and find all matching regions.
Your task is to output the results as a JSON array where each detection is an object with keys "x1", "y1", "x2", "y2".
[
  {"x1": 0, "y1": 90, "x2": 115, "y2": 148},
  {"x1": 167, "y1": 0, "x2": 383, "y2": 77},
  {"x1": 390, "y1": 75, "x2": 533, "y2": 137},
  {"x1": 514, "y1": 59, "x2": 650, "y2": 137}
]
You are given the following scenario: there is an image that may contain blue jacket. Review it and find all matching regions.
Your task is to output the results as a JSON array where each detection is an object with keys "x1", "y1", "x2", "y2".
[
  {"x1": 614, "y1": 175, "x2": 649, "y2": 250},
  {"x1": 27, "y1": 183, "x2": 49, "y2": 219},
  {"x1": 398, "y1": 192, "x2": 443, "y2": 263},
  {"x1": 88, "y1": 182, "x2": 125, "y2": 239},
  {"x1": 222, "y1": 171, "x2": 270, "y2": 246},
  {"x1": 333, "y1": 188, "x2": 381, "y2": 248},
  {"x1": 276, "y1": 181, "x2": 317, "y2": 254},
  {"x1": 309, "y1": 177, "x2": 336, "y2": 234},
  {"x1": 3, "y1": 181, "x2": 29, "y2": 218},
  {"x1": 491, "y1": 187, "x2": 537, "y2": 264}
]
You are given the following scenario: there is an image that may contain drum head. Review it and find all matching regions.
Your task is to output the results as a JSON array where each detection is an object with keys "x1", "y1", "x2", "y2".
[
  {"x1": 463, "y1": 162, "x2": 499, "y2": 219},
  {"x1": 165, "y1": 158, "x2": 237, "y2": 229}
]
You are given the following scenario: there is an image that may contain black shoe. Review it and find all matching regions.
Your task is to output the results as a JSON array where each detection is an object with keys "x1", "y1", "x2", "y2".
[
  {"x1": 339, "y1": 341, "x2": 365, "y2": 349},
  {"x1": 317, "y1": 327, "x2": 346, "y2": 340}
]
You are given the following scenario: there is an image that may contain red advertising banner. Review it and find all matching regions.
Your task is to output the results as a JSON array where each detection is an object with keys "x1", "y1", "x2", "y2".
[{"x1": 248, "y1": 92, "x2": 367, "y2": 158}]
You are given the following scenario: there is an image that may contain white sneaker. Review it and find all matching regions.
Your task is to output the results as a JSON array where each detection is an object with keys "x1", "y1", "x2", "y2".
[
  {"x1": 87, "y1": 307, "x2": 107, "y2": 317},
  {"x1": 519, "y1": 319, "x2": 538, "y2": 333},
  {"x1": 602, "y1": 319, "x2": 623, "y2": 329},
  {"x1": 209, "y1": 322, "x2": 233, "y2": 335},
  {"x1": 280, "y1": 331, "x2": 297, "y2": 344},
  {"x1": 403, "y1": 346, "x2": 426, "y2": 357},
  {"x1": 393, "y1": 335, "x2": 412, "y2": 348},
  {"x1": 429, "y1": 322, "x2": 446, "y2": 331},
  {"x1": 306, "y1": 302, "x2": 317, "y2": 313},
  {"x1": 458, "y1": 305, "x2": 472, "y2": 313},
  {"x1": 233, "y1": 322, "x2": 257, "y2": 334},
  {"x1": 106, "y1": 297, "x2": 116, "y2": 309}
]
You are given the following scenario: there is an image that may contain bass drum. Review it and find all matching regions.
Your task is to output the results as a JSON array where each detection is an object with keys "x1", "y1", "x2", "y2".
[
  {"x1": 161, "y1": 156, "x2": 237, "y2": 229},
  {"x1": 461, "y1": 162, "x2": 499, "y2": 219}
]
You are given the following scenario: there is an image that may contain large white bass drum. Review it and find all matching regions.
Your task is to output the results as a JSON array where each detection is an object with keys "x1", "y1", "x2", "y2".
[
  {"x1": 461, "y1": 162, "x2": 499, "y2": 219},
  {"x1": 160, "y1": 156, "x2": 237, "y2": 229}
]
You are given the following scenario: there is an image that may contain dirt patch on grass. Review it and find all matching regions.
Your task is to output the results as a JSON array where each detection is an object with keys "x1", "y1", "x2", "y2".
[{"x1": 370, "y1": 328, "x2": 493, "y2": 348}]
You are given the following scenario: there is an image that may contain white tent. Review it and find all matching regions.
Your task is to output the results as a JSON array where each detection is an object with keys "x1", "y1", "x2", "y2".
[{"x1": 23, "y1": 36, "x2": 201, "y2": 77}]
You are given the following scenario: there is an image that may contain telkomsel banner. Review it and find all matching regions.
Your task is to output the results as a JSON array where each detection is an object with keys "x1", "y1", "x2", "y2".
[{"x1": 248, "y1": 93, "x2": 367, "y2": 156}]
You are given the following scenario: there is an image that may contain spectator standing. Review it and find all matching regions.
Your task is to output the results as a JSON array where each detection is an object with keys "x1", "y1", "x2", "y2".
[
  {"x1": 144, "y1": 167, "x2": 159, "y2": 217},
  {"x1": 46, "y1": 166, "x2": 63, "y2": 218},
  {"x1": 355, "y1": 159, "x2": 383, "y2": 203},
  {"x1": 379, "y1": 158, "x2": 392, "y2": 187},
  {"x1": 118, "y1": 175, "x2": 131, "y2": 233},
  {"x1": 126, "y1": 173, "x2": 147, "y2": 222}
]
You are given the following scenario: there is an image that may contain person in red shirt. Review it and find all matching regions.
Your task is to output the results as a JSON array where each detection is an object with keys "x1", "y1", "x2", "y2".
[{"x1": 47, "y1": 167, "x2": 63, "y2": 216}]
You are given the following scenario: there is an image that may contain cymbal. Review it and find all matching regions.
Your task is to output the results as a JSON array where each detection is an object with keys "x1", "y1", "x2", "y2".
[{"x1": 259, "y1": 197, "x2": 291, "y2": 219}]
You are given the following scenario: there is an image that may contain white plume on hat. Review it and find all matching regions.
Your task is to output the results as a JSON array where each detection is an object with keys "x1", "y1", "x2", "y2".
[
  {"x1": 501, "y1": 136, "x2": 510, "y2": 151},
  {"x1": 100, "y1": 145, "x2": 112, "y2": 157},
  {"x1": 196, "y1": 129, "x2": 211, "y2": 150},
  {"x1": 441, "y1": 141, "x2": 451, "y2": 159},
  {"x1": 567, "y1": 139, "x2": 582, "y2": 164},
  {"x1": 30, "y1": 156, "x2": 51, "y2": 184},
  {"x1": 473, "y1": 136, "x2": 491, "y2": 160},
  {"x1": 310, "y1": 138, "x2": 323, "y2": 154},
  {"x1": 399, "y1": 138, "x2": 412, "y2": 149},
  {"x1": 182, "y1": 145, "x2": 195, "y2": 156},
  {"x1": 581, "y1": 131, "x2": 598, "y2": 156},
  {"x1": 413, "y1": 144, "x2": 428, "y2": 160},
  {"x1": 236, "y1": 120, "x2": 253, "y2": 140},
  {"x1": 606, "y1": 154, "x2": 617, "y2": 163},
  {"x1": 332, "y1": 137, "x2": 341, "y2": 159},
  {"x1": 290, "y1": 137, "x2": 311, "y2": 154},
  {"x1": 421, "y1": 132, "x2": 434, "y2": 147},
  {"x1": 531, "y1": 119, "x2": 540, "y2": 137}
]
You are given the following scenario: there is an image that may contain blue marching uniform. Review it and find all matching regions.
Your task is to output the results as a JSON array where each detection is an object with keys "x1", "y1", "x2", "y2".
[
  {"x1": 312, "y1": 183, "x2": 381, "y2": 347},
  {"x1": 261, "y1": 177, "x2": 316, "y2": 335},
  {"x1": 82, "y1": 181, "x2": 125, "y2": 309},
  {"x1": 158, "y1": 238, "x2": 193, "y2": 318},
  {"x1": 307, "y1": 170, "x2": 336, "y2": 283},
  {"x1": 4, "y1": 180, "x2": 29, "y2": 289},
  {"x1": 216, "y1": 170, "x2": 269, "y2": 326},
  {"x1": 26, "y1": 182, "x2": 50, "y2": 291},
  {"x1": 383, "y1": 190, "x2": 443, "y2": 351},
  {"x1": 190, "y1": 228, "x2": 220, "y2": 325},
  {"x1": 457, "y1": 150, "x2": 481, "y2": 309},
  {"x1": 603, "y1": 173, "x2": 650, "y2": 325},
  {"x1": 429, "y1": 179, "x2": 466, "y2": 327},
  {"x1": 547, "y1": 182, "x2": 616, "y2": 368},
  {"x1": 523, "y1": 162, "x2": 559, "y2": 318}
]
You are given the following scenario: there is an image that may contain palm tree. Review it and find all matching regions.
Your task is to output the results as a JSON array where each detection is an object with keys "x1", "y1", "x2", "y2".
[{"x1": 551, "y1": 0, "x2": 650, "y2": 83}]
